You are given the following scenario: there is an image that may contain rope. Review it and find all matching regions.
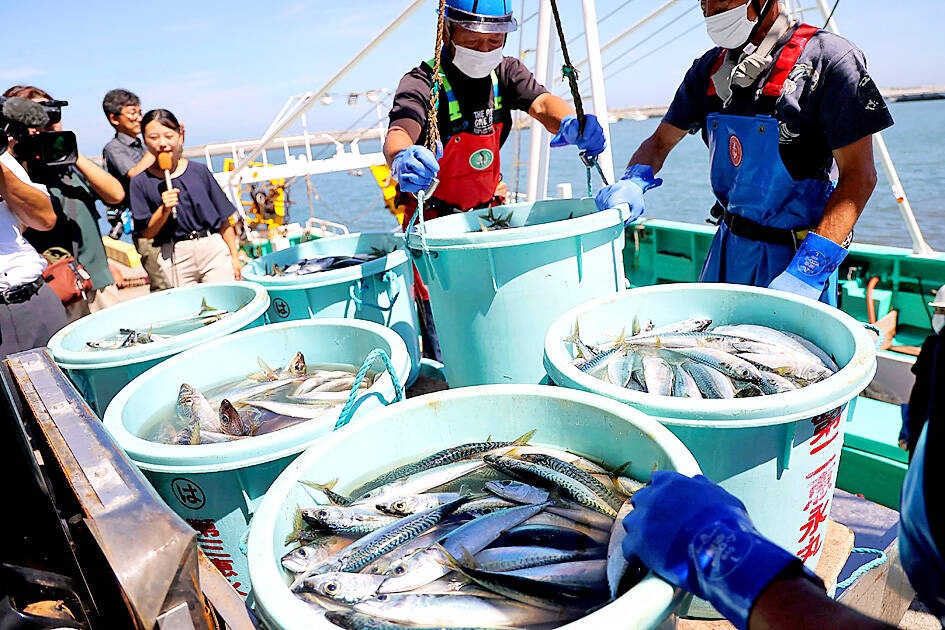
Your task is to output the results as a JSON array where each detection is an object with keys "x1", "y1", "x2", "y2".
[
  {"x1": 425, "y1": 0, "x2": 448, "y2": 154},
  {"x1": 334, "y1": 348, "x2": 405, "y2": 430},
  {"x1": 548, "y1": 0, "x2": 585, "y2": 136},
  {"x1": 835, "y1": 547, "x2": 888, "y2": 589},
  {"x1": 548, "y1": 0, "x2": 607, "y2": 192}
]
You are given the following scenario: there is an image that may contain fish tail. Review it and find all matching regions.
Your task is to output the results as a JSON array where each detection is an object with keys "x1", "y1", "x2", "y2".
[{"x1": 513, "y1": 428, "x2": 537, "y2": 446}]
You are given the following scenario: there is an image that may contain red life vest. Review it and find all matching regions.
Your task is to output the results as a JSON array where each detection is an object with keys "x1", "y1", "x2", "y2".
[
  {"x1": 707, "y1": 23, "x2": 819, "y2": 100},
  {"x1": 400, "y1": 66, "x2": 505, "y2": 229}
]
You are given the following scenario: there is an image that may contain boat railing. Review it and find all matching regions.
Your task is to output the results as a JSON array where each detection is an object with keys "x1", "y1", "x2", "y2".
[{"x1": 304, "y1": 217, "x2": 350, "y2": 238}]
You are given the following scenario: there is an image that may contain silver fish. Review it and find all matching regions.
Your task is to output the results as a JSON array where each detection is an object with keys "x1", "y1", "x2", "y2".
[
  {"x1": 379, "y1": 500, "x2": 553, "y2": 593},
  {"x1": 474, "y1": 546, "x2": 596, "y2": 572},
  {"x1": 682, "y1": 360, "x2": 735, "y2": 399},
  {"x1": 301, "y1": 505, "x2": 399, "y2": 534},
  {"x1": 239, "y1": 398, "x2": 338, "y2": 420},
  {"x1": 353, "y1": 430, "x2": 536, "y2": 497},
  {"x1": 281, "y1": 535, "x2": 355, "y2": 574},
  {"x1": 642, "y1": 354, "x2": 674, "y2": 397},
  {"x1": 176, "y1": 383, "x2": 221, "y2": 433},
  {"x1": 607, "y1": 498, "x2": 635, "y2": 599},
  {"x1": 295, "y1": 571, "x2": 387, "y2": 604}
]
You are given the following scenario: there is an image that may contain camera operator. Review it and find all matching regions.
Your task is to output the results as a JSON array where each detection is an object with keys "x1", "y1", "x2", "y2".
[
  {"x1": 4, "y1": 86, "x2": 124, "y2": 322},
  {"x1": 0, "y1": 97, "x2": 66, "y2": 357}
]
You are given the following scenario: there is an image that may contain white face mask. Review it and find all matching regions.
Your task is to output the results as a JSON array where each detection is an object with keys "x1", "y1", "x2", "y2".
[
  {"x1": 933, "y1": 313, "x2": 944, "y2": 334},
  {"x1": 452, "y1": 44, "x2": 504, "y2": 79},
  {"x1": 705, "y1": 3, "x2": 758, "y2": 48}
]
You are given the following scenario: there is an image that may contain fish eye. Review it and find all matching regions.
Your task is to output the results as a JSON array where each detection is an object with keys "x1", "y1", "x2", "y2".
[
  {"x1": 393, "y1": 501, "x2": 405, "y2": 511},
  {"x1": 377, "y1": 595, "x2": 388, "y2": 601},
  {"x1": 325, "y1": 582, "x2": 338, "y2": 593},
  {"x1": 316, "y1": 509, "x2": 329, "y2": 518},
  {"x1": 393, "y1": 565, "x2": 405, "y2": 575}
]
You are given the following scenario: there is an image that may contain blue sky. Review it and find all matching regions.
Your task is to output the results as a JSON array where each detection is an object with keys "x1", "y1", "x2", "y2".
[{"x1": 3, "y1": 0, "x2": 940, "y2": 156}]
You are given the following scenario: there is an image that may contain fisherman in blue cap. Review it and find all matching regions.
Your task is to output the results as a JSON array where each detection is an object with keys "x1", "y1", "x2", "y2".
[
  {"x1": 596, "y1": 0, "x2": 894, "y2": 306},
  {"x1": 385, "y1": 0, "x2": 606, "y2": 360}
]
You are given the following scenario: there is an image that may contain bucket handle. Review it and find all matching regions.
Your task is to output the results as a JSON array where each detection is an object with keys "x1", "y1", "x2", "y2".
[
  {"x1": 333, "y1": 348, "x2": 405, "y2": 430},
  {"x1": 348, "y1": 272, "x2": 401, "y2": 318}
]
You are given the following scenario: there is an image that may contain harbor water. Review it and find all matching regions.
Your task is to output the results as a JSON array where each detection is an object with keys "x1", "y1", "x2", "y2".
[{"x1": 147, "y1": 100, "x2": 943, "y2": 253}]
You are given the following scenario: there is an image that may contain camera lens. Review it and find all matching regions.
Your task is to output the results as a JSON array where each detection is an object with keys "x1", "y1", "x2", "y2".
[{"x1": 107, "y1": 221, "x2": 124, "y2": 240}]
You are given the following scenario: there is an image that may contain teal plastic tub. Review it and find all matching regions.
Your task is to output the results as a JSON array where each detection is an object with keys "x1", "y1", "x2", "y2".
[
  {"x1": 543, "y1": 284, "x2": 876, "y2": 615},
  {"x1": 48, "y1": 282, "x2": 270, "y2": 416},
  {"x1": 407, "y1": 198, "x2": 629, "y2": 387},
  {"x1": 102, "y1": 319, "x2": 411, "y2": 601},
  {"x1": 241, "y1": 232, "x2": 420, "y2": 386},
  {"x1": 246, "y1": 384, "x2": 701, "y2": 630}
]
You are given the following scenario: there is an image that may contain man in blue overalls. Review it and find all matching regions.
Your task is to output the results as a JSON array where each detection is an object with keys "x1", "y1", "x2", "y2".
[{"x1": 596, "y1": 0, "x2": 894, "y2": 305}]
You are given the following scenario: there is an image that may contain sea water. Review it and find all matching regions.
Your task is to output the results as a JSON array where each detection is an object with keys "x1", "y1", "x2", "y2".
[{"x1": 107, "y1": 99, "x2": 945, "y2": 251}]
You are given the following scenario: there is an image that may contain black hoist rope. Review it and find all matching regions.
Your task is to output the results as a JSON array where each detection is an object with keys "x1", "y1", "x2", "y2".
[{"x1": 547, "y1": 0, "x2": 609, "y2": 194}]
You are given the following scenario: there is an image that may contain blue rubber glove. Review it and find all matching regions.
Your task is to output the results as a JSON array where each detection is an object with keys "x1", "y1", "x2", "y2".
[
  {"x1": 549, "y1": 114, "x2": 606, "y2": 157},
  {"x1": 622, "y1": 471, "x2": 814, "y2": 630},
  {"x1": 768, "y1": 232, "x2": 848, "y2": 301},
  {"x1": 390, "y1": 145, "x2": 440, "y2": 194},
  {"x1": 594, "y1": 164, "x2": 662, "y2": 225}
]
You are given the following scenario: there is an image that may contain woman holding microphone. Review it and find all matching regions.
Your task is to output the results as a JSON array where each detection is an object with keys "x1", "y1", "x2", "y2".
[{"x1": 129, "y1": 109, "x2": 242, "y2": 287}]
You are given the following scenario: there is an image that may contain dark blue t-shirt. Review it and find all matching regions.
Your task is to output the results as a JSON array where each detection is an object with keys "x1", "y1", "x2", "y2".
[
  {"x1": 129, "y1": 161, "x2": 237, "y2": 245},
  {"x1": 664, "y1": 26, "x2": 894, "y2": 182}
]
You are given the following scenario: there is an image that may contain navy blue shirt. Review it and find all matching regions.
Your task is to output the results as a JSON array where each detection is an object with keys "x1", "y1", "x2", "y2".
[
  {"x1": 129, "y1": 161, "x2": 236, "y2": 245},
  {"x1": 664, "y1": 26, "x2": 894, "y2": 182}
]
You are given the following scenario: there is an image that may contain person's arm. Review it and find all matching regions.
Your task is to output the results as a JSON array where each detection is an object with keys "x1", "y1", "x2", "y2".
[
  {"x1": 593, "y1": 121, "x2": 687, "y2": 221},
  {"x1": 74, "y1": 153, "x2": 125, "y2": 205},
  {"x1": 621, "y1": 471, "x2": 899, "y2": 630},
  {"x1": 140, "y1": 183, "x2": 178, "y2": 239},
  {"x1": 126, "y1": 151, "x2": 155, "y2": 180},
  {"x1": 811, "y1": 135, "x2": 877, "y2": 244},
  {"x1": 220, "y1": 220, "x2": 242, "y2": 280},
  {"x1": 628, "y1": 121, "x2": 688, "y2": 174},
  {"x1": 749, "y1": 573, "x2": 896, "y2": 630},
  {"x1": 0, "y1": 155, "x2": 55, "y2": 230},
  {"x1": 768, "y1": 135, "x2": 878, "y2": 300},
  {"x1": 383, "y1": 120, "x2": 421, "y2": 167},
  {"x1": 526, "y1": 92, "x2": 575, "y2": 134}
]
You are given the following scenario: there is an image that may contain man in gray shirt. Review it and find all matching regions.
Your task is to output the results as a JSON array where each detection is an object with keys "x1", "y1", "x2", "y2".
[{"x1": 101, "y1": 88, "x2": 168, "y2": 291}]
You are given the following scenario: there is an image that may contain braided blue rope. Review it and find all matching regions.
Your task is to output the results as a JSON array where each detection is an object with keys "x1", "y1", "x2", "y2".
[
  {"x1": 836, "y1": 547, "x2": 888, "y2": 589},
  {"x1": 333, "y1": 348, "x2": 405, "y2": 430}
]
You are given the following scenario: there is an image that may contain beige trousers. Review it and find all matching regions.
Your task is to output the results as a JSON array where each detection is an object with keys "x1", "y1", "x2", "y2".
[{"x1": 159, "y1": 233, "x2": 235, "y2": 288}]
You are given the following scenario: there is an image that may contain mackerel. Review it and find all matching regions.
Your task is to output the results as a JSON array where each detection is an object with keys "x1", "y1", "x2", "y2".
[
  {"x1": 352, "y1": 444, "x2": 522, "y2": 504},
  {"x1": 483, "y1": 454, "x2": 618, "y2": 518},
  {"x1": 518, "y1": 453, "x2": 624, "y2": 511},
  {"x1": 379, "y1": 500, "x2": 554, "y2": 593},
  {"x1": 474, "y1": 546, "x2": 597, "y2": 572}
]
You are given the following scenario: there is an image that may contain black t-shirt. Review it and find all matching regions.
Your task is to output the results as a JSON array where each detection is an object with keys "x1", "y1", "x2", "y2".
[
  {"x1": 664, "y1": 26, "x2": 894, "y2": 182},
  {"x1": 388, "y1": 53, "x2": 548, "y2": 148}
]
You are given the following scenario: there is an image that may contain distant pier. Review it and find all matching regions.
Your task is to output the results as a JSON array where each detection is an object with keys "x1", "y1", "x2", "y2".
[
  {"x1": 880, "y1": 85, "x2": 945, "y2": 102},
  {"x1": 606, "y1": 86, "x2": 945, "y2": 123}
]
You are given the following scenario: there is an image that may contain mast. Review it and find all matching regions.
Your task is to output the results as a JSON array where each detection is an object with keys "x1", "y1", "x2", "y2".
[
  {"x1": 813, "y1": 0, "x2": 934, "y2": 255},
  {"x1": 526, "y1": 1, "x2": 554, "y2": 201}
]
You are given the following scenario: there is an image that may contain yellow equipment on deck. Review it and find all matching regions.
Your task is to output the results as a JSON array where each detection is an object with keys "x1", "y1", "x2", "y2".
[
  {"x1": 223, "y1": 158, "x2": 289, "y2": 231},
  {"x1": 369, "y1": 163, "x2": 404, "y2": 226}
]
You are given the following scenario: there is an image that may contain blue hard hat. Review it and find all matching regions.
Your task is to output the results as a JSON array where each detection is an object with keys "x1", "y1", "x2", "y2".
[{"x1": 445, "y1": 0, "x2": 518, "y2": 34}]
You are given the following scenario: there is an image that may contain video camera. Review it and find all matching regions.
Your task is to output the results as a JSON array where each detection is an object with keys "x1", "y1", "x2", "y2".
[{"x1": 0, "y1": 96, "x2": 78, "y2": 171}]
